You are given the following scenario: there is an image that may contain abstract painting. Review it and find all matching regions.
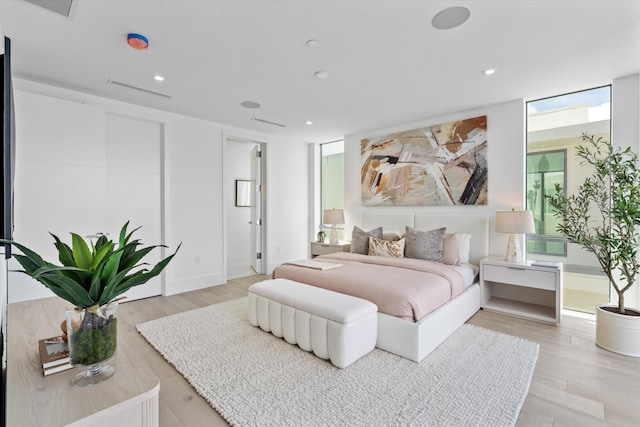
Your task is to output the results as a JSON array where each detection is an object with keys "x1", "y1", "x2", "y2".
[{"x1": 361, "y1": 115, "x2": 487, "y2": 206}]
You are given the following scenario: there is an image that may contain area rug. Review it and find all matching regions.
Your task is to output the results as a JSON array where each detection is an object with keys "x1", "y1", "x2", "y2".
[{"x1": 137, "y1": 298, "x2": 539, "y2": 427}]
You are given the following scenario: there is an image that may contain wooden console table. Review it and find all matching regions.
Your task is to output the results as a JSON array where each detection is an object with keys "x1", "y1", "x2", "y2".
[{"x1": 6, "y1": 296, "x2": 160, "y2": 426}]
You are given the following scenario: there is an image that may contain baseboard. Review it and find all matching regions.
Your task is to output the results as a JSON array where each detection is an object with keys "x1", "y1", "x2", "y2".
[{"x1": 164, "y1": 272, "x2": 225, "y2": 296}]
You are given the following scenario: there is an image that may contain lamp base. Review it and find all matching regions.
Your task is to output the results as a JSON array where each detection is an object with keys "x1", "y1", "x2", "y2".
[
  {"x1": 504, "y1": 234, "x2": 524, "y2": 263},
  {"x1": 329, "y1": 225, "x2": 339, "y2": 244}
]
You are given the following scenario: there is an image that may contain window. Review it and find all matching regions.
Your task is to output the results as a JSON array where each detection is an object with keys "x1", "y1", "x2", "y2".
[
  {"x1": 320, "y1": 140, "x2": 344, "y2": 237},
  {"x1": 526, "y1": 86, "x2": 611, "y2": 314},
  {"x1": 526, "y1": 150, "x2": 566, "y2": 256}
]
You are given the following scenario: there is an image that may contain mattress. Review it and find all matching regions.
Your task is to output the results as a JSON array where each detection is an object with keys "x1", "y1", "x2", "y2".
[{"x1": 273, "y1": 252, "x2": 475, "y2": 322}]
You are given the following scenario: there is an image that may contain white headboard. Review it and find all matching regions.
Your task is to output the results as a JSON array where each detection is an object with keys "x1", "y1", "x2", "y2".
[
  {"x1": 359, "y1": 212, "x2": 414, "y2": 236},
  {"x1": 358, "y1": 212, "x2": 489, "y2": 265}
]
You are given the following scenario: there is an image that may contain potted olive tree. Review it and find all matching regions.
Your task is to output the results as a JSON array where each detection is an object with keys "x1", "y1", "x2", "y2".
[
  {"x1": 2, "y1": 222, "x2": 179, "y2": 385},
  {"x1": 546, "y1": 133, "x2": 640, "y2": 357}
]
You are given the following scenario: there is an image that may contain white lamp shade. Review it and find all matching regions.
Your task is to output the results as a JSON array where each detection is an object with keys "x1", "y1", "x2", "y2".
[
  {"x1": 495, "y1": 210, "x2": 535, "y2": 234},
  {"x1": 323, "y1": 209, "x2": 345, "y2": 225}
]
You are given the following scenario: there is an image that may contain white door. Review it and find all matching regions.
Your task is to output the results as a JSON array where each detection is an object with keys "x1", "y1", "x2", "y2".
[
  {"x1": 250, "y1": 145, "x2": 262, "y2": 274},
  {"x1": 105, "y1": 114, "x2": 163, "y2": 301}
]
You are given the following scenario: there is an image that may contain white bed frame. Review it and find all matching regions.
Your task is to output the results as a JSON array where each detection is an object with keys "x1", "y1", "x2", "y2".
[{"x1": 359, "y1": 212, "x2": 489, "y2": 362}]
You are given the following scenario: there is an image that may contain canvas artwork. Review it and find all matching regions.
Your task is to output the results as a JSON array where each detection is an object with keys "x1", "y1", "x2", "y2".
[{"x1": 361, "y1": 115, "x2": 488, "y2": 206}]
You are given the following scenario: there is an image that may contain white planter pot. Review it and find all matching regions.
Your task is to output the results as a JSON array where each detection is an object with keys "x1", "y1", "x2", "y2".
[{"x1": 595, "y1": 304, "x2": 640, "y2": 357}]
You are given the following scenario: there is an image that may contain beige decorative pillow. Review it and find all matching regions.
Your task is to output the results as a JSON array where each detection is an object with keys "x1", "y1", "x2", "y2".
[{"x1": 368, "y1": 236, "x2": 405, "y2": 258}]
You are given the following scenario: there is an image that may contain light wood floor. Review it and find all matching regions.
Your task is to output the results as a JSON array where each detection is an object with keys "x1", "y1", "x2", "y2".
[{"x1": 120, "y1": 275, "x2": 640, "y2": 427}]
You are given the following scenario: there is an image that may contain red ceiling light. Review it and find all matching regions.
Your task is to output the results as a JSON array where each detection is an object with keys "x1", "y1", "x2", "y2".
[{"x1": 127, "y1": 33, "x2": 149, "y2": 51}]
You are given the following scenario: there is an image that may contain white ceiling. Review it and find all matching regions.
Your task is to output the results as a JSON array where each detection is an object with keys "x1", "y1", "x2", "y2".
[{"x1": 1, "y1": 0, "x2": 639, "y2": 144}]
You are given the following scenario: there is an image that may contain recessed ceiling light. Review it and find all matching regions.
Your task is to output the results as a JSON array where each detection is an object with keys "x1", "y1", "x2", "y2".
[
  {"x1": 306, "y1": 121, "x2": 313, "y2": 125},
  {"x1": 306, "y1": 39, "x2": 318, "y2": 47},
  {"x1": 483, "y1": 69, "x2": 496, "y2": 76},
  {"x1": 314, "y1": 70, "x2": 329, "y2": 79},
  {"x1": 153, "y1": 75, "x2": 164, "y2": 82},
  {"x1": 241, "y1": 101, "x2": 261, "y2": 109},
  {"x1": 432, "y1": 6, "x2": 471, "y2": 30}
]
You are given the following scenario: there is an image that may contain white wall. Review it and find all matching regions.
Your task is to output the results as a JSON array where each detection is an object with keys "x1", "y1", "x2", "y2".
[
  {"x1": 8, "y1": 79, "x2": 310, "y2": 302},
  {"x1": 9, "y1": 90, "x2": 107, "y2": 302},
  {"x1": 344, "y1": 99, "x2": 526, "y2": 257},
  {"x1": 612, "y1": 72, "x2": 640, "y2": 309},
  {"x1": 266, "y1": 140, "x2": 310, "y2": 271}
]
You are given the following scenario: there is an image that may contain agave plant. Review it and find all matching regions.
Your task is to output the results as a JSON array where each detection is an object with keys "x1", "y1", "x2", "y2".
[{"x1": 2, "y1": 221, "x2": 179, "y2": 310}]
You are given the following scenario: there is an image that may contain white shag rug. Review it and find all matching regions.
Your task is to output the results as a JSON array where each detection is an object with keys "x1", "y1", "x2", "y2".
[{"x1": 137, "y1": 298, "x2": 539, "y2": 427}]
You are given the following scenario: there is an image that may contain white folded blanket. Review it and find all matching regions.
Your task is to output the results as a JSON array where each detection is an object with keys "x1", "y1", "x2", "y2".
[{"x1": 282, "y1": 259, "x2": 342, "y2": 270}]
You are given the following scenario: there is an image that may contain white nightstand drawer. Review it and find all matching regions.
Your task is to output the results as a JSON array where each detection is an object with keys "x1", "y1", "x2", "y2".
[
  {"x1": 312, "y1": 244, "x2": 340, "y2": 256},
  {"x1": 483, "y1": 264, "x2": 556, "y2": 291},
  {"x1": 310, "y1": 242, "x2": 351, "y2": 257}
]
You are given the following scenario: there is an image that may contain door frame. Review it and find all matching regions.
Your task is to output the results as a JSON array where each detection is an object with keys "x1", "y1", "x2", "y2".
[{"x1": 222, "y1": 131, "x2": 268, "y2": 279}]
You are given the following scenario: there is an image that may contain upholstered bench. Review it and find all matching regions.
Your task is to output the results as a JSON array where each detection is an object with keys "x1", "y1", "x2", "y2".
[{"x1": 247, "y1": 278, "x2": 378, "y2": 368}]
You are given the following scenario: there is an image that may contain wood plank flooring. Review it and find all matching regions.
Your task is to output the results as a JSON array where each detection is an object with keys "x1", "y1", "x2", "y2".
[{"x1": 120, "y1": 275, "x2": 640, "y2": 426}]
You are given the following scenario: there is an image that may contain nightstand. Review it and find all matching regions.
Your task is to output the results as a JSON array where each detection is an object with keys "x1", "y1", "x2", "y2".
[
  {"x1": 310, "y1": 241, "x2": 351, "y2": 258},
  {"x1": 480, "y1": 256, "x2": 563, "y2": 324}
]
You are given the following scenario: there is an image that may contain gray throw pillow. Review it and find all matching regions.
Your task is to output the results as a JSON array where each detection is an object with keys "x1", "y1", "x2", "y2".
[
  {"x1": 350, "y1": 226, "x2": 383, "y2": 255},
  {"x1": 404, "y1": 226, "x2": 446, "y2": 262}
]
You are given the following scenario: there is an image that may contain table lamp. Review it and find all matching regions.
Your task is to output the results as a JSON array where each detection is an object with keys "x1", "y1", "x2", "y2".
[
  {"x1": 323, "y1": 209, "x2": 345, "y2": 244},
  {"x1": 495, "y1": 209, "x2": 535, "y2": 263}
]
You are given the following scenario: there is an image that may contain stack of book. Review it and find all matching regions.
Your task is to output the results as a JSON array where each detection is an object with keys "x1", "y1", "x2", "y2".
[
  {"x1": 530, "y1": 260, "x2": 561, "y2": 269},
  {"x1": 38, "y1": 336, "x2": 72, "y2": 376}
]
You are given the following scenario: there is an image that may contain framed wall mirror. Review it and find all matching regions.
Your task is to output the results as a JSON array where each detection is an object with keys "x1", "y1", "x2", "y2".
[{"x1": 235, "y1": 180, "x2": 252, "y2": 207}]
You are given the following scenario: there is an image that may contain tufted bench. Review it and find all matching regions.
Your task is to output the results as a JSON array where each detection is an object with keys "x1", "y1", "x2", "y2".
[{"x1": 247, "y1": 278, "x2": 378, "y2": 368}]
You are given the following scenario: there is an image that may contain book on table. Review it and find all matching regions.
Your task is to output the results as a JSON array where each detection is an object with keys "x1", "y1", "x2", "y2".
[
  {"x1": 43, "y1": 362, "x2": 73, "y2": 376},
  {"x1": 38, "y1": 335, "x2": 71, "y2": 372},
  {"x1": 530, "y1": 260, "x2": 561, "y2": 268}
]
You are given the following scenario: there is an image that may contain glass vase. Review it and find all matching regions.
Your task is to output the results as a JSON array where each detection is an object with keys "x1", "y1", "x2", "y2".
[{"x1": 65, "y1": 301, "x2": 118, "y2": 387}]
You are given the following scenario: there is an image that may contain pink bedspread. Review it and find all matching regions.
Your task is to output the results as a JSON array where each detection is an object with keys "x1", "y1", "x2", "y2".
[{"x1": 272, "y1": 252, "x2": 465, "y2": 322}]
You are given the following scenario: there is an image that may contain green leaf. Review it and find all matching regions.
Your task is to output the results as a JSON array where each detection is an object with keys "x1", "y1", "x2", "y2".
[
  {"x1": 89, "y1": 241, "x2": 114, "y2": 271},
  {"x1": 51, "y1": 233, "x2": 76, "y2": 267},
  {"x1": 89, "y1": 264, "x2": 103, "y2": 301},
  {"x1": 36, "y1": 273, "x2": 95, "y2": 307},
  {"x1": 0, "y1": 240, "x2": 46, "y2": 267},
  {"x1": 118, "y1": 221, "x2": 130, "y2": 247},
  {"x1": 120, "y1": 245, "x2": 159, "y2": 271},
  {"x1": 71, "y1": 233, "x2": 93, "y2": 270},
  {"x1": 101, "y1": 244, "x2": 180, "y2": 304},
  {"x1": 100, "y1": 250, "x2": 123, "y2": 284}
]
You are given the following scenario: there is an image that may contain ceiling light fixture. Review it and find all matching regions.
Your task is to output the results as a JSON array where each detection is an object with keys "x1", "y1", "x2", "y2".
[
  {"x1": 153, "y1": 75, "x2": 164, "y2": 82},
  {"x1": 241, "y1": 101, "x2": 261, "y2": 109},
  {"x1": 306, "y1": 39, "x2": 318, "y2": 47},
  {"x1": 432, "y1": 6, "x2": 471, "y2": 30},
  {"x1": 306, "y1": 121, "x2": 313, "y2": 125},
  {"x1": 314, "y1": 70, "x2": 329, "y2": 79},
  {"x1": 483, "y1": 68, "x2": 496, "y2": 76}
]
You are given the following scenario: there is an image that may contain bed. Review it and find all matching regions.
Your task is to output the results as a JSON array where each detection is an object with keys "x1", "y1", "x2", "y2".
[{"x1": 273, "y1": 212, "x2": 489, "y2": 362}]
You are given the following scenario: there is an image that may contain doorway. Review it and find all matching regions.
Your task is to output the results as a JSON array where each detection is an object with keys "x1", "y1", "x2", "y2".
[{"x1": 225, "y1": 137, "x2": 266, "y2": 279}]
